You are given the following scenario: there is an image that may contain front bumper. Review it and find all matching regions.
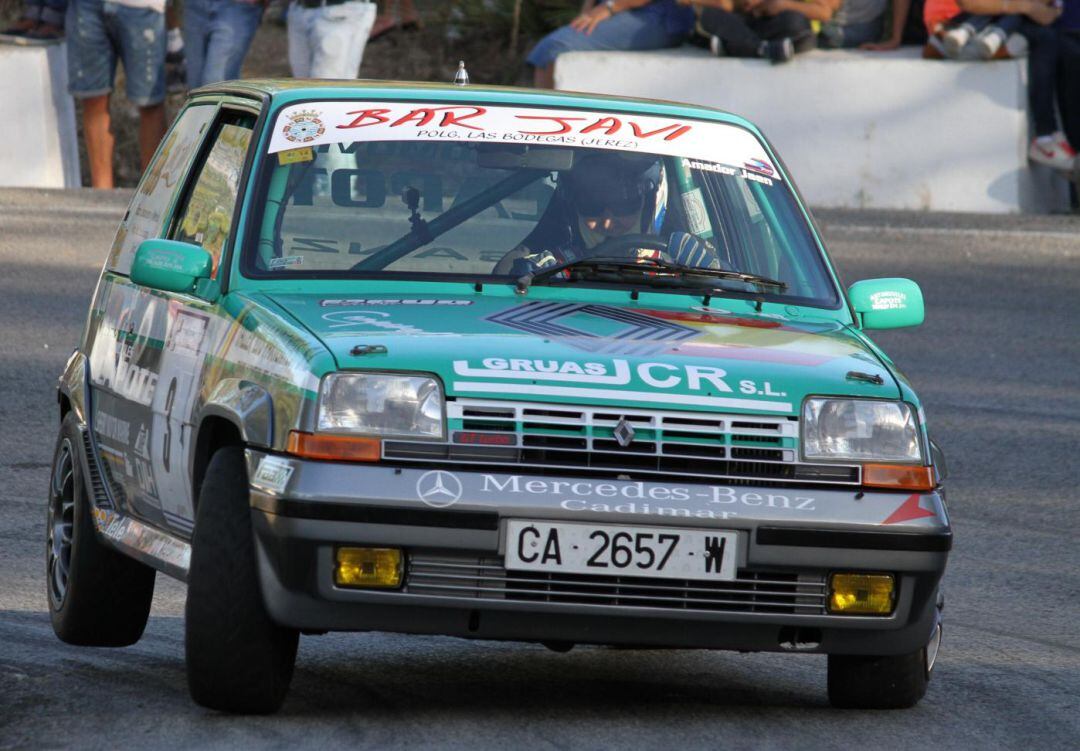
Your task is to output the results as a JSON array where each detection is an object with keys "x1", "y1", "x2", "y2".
[{"x1": 247, "y1": 450, "x2": 950, "y2": 655}]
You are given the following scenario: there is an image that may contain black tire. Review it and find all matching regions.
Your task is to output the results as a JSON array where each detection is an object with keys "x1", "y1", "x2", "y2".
[
  {"x1": 185, "y1": 445, "x2": 298, "y2": 714},
  {"x1": 47, "y1": 412, "x2": 156, "y2": 646},
  {"x1": 827, "y1": 648, "x2": 929, "y2": 709}
]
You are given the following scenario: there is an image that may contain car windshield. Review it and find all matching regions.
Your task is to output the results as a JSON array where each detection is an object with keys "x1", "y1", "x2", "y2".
[{"x1": 246, "y1": 101, "x2": 838, "y2": 307}]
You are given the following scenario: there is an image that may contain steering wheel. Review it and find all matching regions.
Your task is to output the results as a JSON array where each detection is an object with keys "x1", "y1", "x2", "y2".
[{"x1": 585, "y1": 233, "x2": 669, "y2": 259}]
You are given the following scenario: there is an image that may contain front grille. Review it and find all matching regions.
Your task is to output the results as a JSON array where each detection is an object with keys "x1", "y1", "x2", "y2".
[
  {"x1": 405, "y1": 553, "x2": 827, "y2": 615},
  {"x1": 385, "y1": 398, "x2": 860, "y2": 487}
]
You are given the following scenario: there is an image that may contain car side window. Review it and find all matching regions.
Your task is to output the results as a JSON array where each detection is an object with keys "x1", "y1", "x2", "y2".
[
  {"x1": 107, "y1": 104, "x2": 216, "y2": 275},
  {"x1": 172, "y1": 111, "x2": 256, "y2": 278}
]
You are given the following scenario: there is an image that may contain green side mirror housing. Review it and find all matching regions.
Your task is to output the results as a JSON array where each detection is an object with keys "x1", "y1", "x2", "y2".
[
  {"x1": 848, "y1": 278, "x2": 925, "y2": 330},
  {"x1": 131, "y1": 239, "x2": 213, "y2": 296}
]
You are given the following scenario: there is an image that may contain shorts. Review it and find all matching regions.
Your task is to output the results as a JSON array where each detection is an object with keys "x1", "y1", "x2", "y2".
[{"x1": 67, "y1": 0, "x2": 165, "y2": 106}]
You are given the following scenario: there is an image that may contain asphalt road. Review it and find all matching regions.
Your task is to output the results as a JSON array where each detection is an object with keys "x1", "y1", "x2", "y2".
[{"x1": 1, "y1": 189, "x2": 1078, "y2": 749}]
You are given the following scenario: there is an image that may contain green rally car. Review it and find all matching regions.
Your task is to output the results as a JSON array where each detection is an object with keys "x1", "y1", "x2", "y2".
[{"x1": 48, "y1": 79, "x2": 950, "y2": 713}]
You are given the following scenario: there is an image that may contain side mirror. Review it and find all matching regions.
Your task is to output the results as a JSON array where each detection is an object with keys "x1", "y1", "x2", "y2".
[
  {"x1": 131, "y1": 239, "x2": 213, "y2": 296},
  {"x1": 848, "y1": 278, "x2": 924, "y2": 330}
]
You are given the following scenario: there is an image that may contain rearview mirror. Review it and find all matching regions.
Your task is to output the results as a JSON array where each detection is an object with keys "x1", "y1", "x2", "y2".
[
  {"x1": 131, "y1": 239, "x2": 213, "y2": 295},
  {"x1": 477, "y1": 145, "x2": 575, "y2": 171},
  {"x1": 848, "y1": 278, "x2": 924, "y2": 330}
]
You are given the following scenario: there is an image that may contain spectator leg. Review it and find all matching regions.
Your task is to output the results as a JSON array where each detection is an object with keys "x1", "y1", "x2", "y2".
[
  {"x1": 993, "y1": 14, "x2": 1022, "y2": 34},
  {"x1": 287, "y1": 3, "x2": 312, "y2": 77},
  {"x1": 1057, "y1": 31, "x2": 1080, "y2": 145},
  {"x1": 40, "y1": 0, "x2": 67, "y2": 29},
  {"x1": 526, "y1": 9, "x2": 686, "y2": 82},
  {"x1": 1021, "y1": 21, "x2": 1060, "y2": 137},
  {"x1": 1058, "y1": 30, "x2": 1080, "y2": 208},
  {"x1": 201, "y1": 0, "x2": 264, "y2": 84},
  {"x1": 138, "y1": 104, "x2": 167, "y2": 171},
  {"x1": 753, "y1": 11, "x2": 815, "y2": 53},
  {"x1": 534, "y1": 65, "x2": 555, "y2": 89},
  {"x1": 82, "y1": 95, "x2": 114, "y2": 189},
  {"x1": 183, "y1": 0, "x2": 209, "y2": 88},
  {"x1": 696, "y1": 7, "x2": 766, "y2": 58},
  {"x1": 819, "y1": 16, "x2": 884, "y2": 48},
  {"x1": 341, "y1": 1, "x2": 377, "y2": 77},
  {"x1": 308, "y1": 1, "x2": 376, "y2": 78}
]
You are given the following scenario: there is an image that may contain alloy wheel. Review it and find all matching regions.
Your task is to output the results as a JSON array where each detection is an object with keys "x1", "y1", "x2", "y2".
[{"x1": 47, "y1": 438, "x2": 76, "y2": 608}]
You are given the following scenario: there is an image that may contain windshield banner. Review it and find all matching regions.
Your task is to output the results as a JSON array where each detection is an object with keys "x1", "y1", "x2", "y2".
[{"x1": 268, "y1": 101, "x2": 780, "y2": 179}]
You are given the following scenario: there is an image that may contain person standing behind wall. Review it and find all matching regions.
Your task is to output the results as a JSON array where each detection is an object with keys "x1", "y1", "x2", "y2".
[
  {"x1": 1055, "y1": 0, "x2": 1080, "y2": 205},
  {"x1": 66, "y1": 0, "x2": 168, "y2": 188},
  {"x1": 1057, "y1": 0, "x2": 1080, "y2": 142},
  {"x1": 183, "y1": 0, "x2": 265, "y2": 87},
  {"x1": 287, "y1": 0, "x2": 377, "y2": 78}
]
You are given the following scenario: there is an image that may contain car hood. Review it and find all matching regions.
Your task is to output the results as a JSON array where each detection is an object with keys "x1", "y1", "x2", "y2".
[{"x1": 261, "y1": 292, "x2": 899, "y2": 416}]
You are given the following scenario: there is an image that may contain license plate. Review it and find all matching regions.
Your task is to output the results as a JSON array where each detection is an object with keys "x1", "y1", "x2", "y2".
[{"x1": 504, "y1": 520, "x2": 738, "y2": 581}]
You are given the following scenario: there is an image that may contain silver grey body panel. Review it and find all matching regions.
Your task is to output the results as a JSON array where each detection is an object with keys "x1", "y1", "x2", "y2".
[{"x1": 246, "y1": 451, "x2": 949, "y2": 533}]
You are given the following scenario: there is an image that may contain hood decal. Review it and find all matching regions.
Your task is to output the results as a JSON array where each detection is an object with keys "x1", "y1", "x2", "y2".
[
  {"x1": 675, "y1": 341, "x2": 835, "y2": 367},
  {"x1": 262, "y1": 291, "x2": 901, "y2": 415},
  {"x1": 452, "y1": 356, "x2": 792, "y2": 412},
  {"x1": 487, "y1": 301, "x2": 700, "y2": 356}
]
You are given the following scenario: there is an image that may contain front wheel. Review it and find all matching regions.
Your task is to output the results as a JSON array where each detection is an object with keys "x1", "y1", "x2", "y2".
[
  {"x1": 185, "y1": 446, "x2": 298, "y2": 714},
  {"x1": 827, "y1": 649, "x2": 929, "y2": 709},
  {"x1": 828, "y1": 595, "x2": 943, "y2": 709},
  {"x1": 47, "y1": 412, "x2": 156, "y2": 646}
]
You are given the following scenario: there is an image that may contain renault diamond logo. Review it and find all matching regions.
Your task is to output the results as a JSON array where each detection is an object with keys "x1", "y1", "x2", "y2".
[
  {"x1": 416, "y1": 470, "x2": 463, "y2": 508},
  {"x1": 613, "y1": 418, "x2": 636, "y2": 448}
]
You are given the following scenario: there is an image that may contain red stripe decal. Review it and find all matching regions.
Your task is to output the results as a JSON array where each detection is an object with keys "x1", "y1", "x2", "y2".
[{"x1": 882, "y1": 493, "x2": 937, "y2": 525}]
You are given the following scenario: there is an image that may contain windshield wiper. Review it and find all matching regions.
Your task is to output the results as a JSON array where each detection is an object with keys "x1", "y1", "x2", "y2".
[{"x1": 515, "y1": 255, "x2": 788, "y2": 294}]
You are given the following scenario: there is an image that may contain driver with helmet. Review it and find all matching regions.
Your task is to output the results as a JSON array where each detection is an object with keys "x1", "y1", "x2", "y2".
[{"x1": 495, "y1": 151, "x2": 721, "y2": 275}]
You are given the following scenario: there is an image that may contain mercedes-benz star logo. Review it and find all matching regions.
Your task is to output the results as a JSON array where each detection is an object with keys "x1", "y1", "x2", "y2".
[
  {"x1": 613, "y1": 417, "x2": 636, "y2": 448},
  {"x1": 416, "y1": 470, "x2": 463, "y2": 508}
]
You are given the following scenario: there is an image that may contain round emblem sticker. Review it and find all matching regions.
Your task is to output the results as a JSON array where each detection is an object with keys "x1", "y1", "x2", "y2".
[{"x1": 283, "y1": 110, "x2": 325, "y2": 143}]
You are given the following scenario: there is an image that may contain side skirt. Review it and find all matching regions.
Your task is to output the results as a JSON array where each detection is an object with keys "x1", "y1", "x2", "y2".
[
  {"x1": 78, "y1": 425, "x2": 191, "y2": 581},
  {"x1": 91, "y1": 505, "x2": 191, "y2": 582}
]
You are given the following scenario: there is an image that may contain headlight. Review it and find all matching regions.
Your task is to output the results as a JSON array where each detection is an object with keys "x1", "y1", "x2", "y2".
[
  {"x1": 318, "y1": 373, "x2": 444, "y2": 439},
  {"x1": 802, "y1": 398, "x2": 922, "y2": 463}
]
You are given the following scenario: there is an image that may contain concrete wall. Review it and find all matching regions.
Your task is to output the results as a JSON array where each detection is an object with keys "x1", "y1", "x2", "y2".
[
  {"x1": 0, "y1": 44, "x2": 80, "y2": 189},
  {"x1": 557, "y1": 48, "x2": 1070, "y2": 214}
]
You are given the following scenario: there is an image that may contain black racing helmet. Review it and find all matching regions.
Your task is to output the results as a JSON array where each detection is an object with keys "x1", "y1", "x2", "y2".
[{"x1": 559, "y1": 152, "x2": 667, "y2": 234}]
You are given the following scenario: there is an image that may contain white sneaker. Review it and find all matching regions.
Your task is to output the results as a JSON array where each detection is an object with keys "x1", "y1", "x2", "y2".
[
  {"x1": 975, "y1": 26, "x2": 1006, "y2": 59},
  {"x1": 1029, "y1": 132, "x2": 1077, "y2": 170},
  {"x1": 1005, "y1": 32, "x2": 1028, "y2": 58},
  {"x1": 942, "y1": 23, "x2": 974, "y2": 58}
]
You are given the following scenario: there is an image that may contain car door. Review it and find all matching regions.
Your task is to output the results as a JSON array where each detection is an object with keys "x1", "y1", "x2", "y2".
[
  {"x1": 85, "y1": 100, "x2": 218, "y2": 528},
  {"x1": 148, "y1": 103, "x2": 259, "y2": 535}
]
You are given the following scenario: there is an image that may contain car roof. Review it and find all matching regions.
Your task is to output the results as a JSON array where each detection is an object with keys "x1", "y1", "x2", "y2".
[{"x1": 192, "y1": 79, "x2": 761, "y2": 135}]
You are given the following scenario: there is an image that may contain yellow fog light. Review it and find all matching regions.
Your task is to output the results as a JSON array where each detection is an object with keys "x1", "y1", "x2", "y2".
[
  {"x1": 335, "y1": 547, "x2": 403, "y2": 589},
  {"x1": 828, "y1": 573, "x2": 895, "y2": 615}
]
